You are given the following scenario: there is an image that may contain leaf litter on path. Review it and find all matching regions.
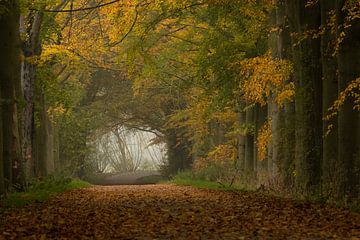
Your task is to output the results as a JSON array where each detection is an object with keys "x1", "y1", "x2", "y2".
[{"x1": 0, "y1": 184, "x2": 359, "y2": 239}]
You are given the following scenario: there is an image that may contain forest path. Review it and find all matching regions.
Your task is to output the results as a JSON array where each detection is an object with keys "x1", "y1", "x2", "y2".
[{"x1": 0, "y1": 184, "x2": 359, "y2": 239}]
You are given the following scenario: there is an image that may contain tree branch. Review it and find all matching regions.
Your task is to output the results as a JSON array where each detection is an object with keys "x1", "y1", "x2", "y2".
[{"x1": 30, "y1": 0, "x2": 121, "y2": 13}]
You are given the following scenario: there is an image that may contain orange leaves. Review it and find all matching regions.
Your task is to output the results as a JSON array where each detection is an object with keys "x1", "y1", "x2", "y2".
[
  {"x1": 238, "y1": 53, "x2": 293, "y2": 106},
  {"x1": 207, "y1": 144, "x2": 237, "y2": 165},
  {"x1": 256, "y1": 119, "x2": 272, "y2": 161},
  {"x1": 325, "y1": 77, "x2": 360, "y2": 122},
  {"x1": 1, "y1": 185, "x2": 360, "y2": 239},
  {"x1": 192, "y1": 144, "x2": 237, "y2": 181}
]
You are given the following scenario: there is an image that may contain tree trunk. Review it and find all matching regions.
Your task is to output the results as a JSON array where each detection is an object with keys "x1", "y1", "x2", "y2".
[
  {"x1": 21, "y1": 11, "x2": 44, "y2": 179},
  {"x1": 276, "y1": 0, "x2": 295, "y2": 189},
  {"x1": 53, "y1": 125, "x2": 60, "y2": 171},
  {"x1": 244, "y1": 107, "x2": 254, "y2": 173},
  {"x1": 165, "y1": 129, "x2": 192, "y2": 176},
  {"x1": 336, "y1": 0, "x2": 360, "y2": 199},
  {"x1": 237, "y1": 102, "x2": 246, "y2": 170},
  {"x1": 320, "y1": 0, "x2": 339, "y2": 198},
  {"x1": 0, "y1": 90, "x2": 4, "y2": 194},
  {"x1": 254, "y1": 104, "x2": 267, "y2": 173},
  {"x1": 34, "y1": 93, "x2": 55, "y2": 176},
  {"x1": 290, "y1": 0, "x2": 322, "y2": 193},
  {"x1": 0, "y1": 0, "x2": 23, "y2": 191}
]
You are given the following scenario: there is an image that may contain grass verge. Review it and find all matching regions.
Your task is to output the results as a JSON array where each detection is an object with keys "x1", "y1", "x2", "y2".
[{"x1": 0, "y1": 177, "x2": 91, "y2": 209}]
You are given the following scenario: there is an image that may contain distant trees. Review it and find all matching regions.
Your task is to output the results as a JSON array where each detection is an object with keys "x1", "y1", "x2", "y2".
[{"x1": 88, "y1": 127, "x2": 164, "y2": 173}]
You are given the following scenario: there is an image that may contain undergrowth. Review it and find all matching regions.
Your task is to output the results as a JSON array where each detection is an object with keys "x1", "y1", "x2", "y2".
[
  {"x1": 0, "y1": 176, "x2": 91, "y2": 209},
  {"x1": 171, "y1": 170, "x2": 360, "y2": 212}
]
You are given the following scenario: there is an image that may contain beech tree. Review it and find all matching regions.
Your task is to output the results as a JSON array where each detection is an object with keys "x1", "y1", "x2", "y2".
[{"x1": 0, "y1": 0, "x2": 23, "y2": 192}]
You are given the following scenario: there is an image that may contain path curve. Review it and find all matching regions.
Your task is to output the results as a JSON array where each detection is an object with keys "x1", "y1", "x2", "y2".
[{"x1": 1, "y1": 184, "x2": 359, "y2": 239}]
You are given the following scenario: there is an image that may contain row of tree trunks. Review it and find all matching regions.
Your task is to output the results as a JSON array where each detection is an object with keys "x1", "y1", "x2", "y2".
[
  {"x1": 0, "y1": 2, "x2": 61, "y2": 194},
  {"x1": 235, "y1": 0, "x2": 359, "y2": 201}
]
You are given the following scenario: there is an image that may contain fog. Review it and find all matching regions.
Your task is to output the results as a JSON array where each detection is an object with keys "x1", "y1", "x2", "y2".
[{"x1": 89, "y1": 127, "x2": 166, "y2": 173}]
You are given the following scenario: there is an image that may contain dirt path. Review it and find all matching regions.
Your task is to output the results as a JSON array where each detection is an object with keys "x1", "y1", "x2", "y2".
[{"x1": 0, "y1": 185, "x2": 359, "y2": 239}]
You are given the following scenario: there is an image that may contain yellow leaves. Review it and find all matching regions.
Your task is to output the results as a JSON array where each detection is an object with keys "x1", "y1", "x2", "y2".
[
  {"x1": 193, "y1": 144, "x2": 237, "y2": 171},
  {"x1": 207, "y1": 144, "x2": 237, "y2": 163},
  {"x1": 275, "y1": 82, "x2": 295, "y2": 107},
  {"x1": 40, "y1": 45, "x2": 78, "y2": 65},
  {"x1": 256, "y1": 119, "x2": 272, "y2": 161},
  {"x1": 305, "y1": 0, "x2": 319, "y2": 8},
  {"x1": 324, "y1": 77, "x2": 360, "y2": 137},
  {"x1": 47, "y1": 104, "x2": 67, "y2": 121},
  {"x1": 238, "y1": 53, "x2": 293, "y2": 106},
  {"x1": 325, "y1": 77, "x2": 360, "y2": 121}
]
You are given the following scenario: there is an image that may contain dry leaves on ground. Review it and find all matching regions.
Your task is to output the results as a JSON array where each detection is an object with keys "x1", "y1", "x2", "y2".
[{"x1": 0, "y1": 184, "x2": 359, "y2": 239}]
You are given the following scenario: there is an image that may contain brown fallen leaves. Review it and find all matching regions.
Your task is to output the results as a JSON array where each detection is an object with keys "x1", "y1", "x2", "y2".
[{"x1": 0, "y1": 184, "x2": 359, "y2": 239}]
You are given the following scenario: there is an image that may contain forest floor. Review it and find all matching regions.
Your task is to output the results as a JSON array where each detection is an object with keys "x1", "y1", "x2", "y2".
[{"x1": 0, "y1": 184, "x2": 359, "y2": 239}]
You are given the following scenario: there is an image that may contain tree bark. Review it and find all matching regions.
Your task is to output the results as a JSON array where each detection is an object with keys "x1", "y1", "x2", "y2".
[
  {"x1": 21, "y1": 10, "x2": 44, "y2": 179},
  {"x1": 165, "y1": 129, "x2": 192, "y2": 175},
  {"x1": 320, "y1": 0, "x2": 339, "y2": 197},
  {"x1": 244, "y1": 107, "x2": 254, "y2": 173},
  {"x1": 34, "y1": 93, "x2": 56, "y2": 176},
  {"x1": 290, "y1": 0, "x2": 322, "y2": 193},
  {"x1": 277, "y1": 0, "x2": 295, "y2": 189},
  {"x1": 237, "y1": 102, "x2": 246, "y2": 170},
  {"x1": 0, "y1": 90, "x2": 4, "y2": 194},
  {"x1": 254, "y1": 104, "x2": 267, "y2": 170},
  {"x1": 0, "y1": 0, "x2": 23, "y2": 191},
  {"x1": 336, "y1": 0, "x2": 360, "y2": 199}
]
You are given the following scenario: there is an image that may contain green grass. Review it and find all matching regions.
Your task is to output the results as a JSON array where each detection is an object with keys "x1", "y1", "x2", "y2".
[{"x1": 0, "y1": 178, "x2": 91, "y2": 209}]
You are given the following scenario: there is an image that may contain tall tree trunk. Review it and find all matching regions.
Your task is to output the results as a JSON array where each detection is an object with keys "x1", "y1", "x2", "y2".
[
  {"x1": 290, "y1": 0, "x2": 322, "y2": 193},
  {"x1": 268, "y1": 3, "x2": 283, "y2": 178},
  {"x1": 320, "y1": 0, "x2": 339, "y2": 198},
  {"x1": 34, "y1": 93, "x2": 55, "y2": 177},
  {"x1": 0, "y1": 90, "x2": 4, "y2": 194},
  {"x1": 277, "y1": 0, "x2": 295, "y2": 189},
  {"x1": 244, "y1": 107, "x2": 254, "y2": 173},
  {"x1": 53, "y1": 125, "x2": 60, "y2": 171},
  {"x1": 21, "y1": 11, "x2": 44, "y2": 179},
  {"x1": 237, "y1": 102, "x2": 246, "y2": 170},
  {"x1": 0, "y1": 0, "x2": 23, "y2": 191},
  {"x1": 269, "y1": 102, "x2": 283, "y2": 177},
  {"x1": 254, "y1": 104, "x2": 267, "y2": 178},
  {"x1": 34, "y1": 93, "x2": 48, "y2": 177},
  {"x1": 336, "y1": 0, "x2": 360, "y2": 200}
]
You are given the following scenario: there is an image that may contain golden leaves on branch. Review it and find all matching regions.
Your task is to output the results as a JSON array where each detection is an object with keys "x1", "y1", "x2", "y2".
[
  {"x1": 256, "y1": 119, "x2": 272, "y2": 161},
  {"x1": 238, "y1": 53, "x2": 293, "y2": 106},
  {"x1": 193, "y1": 144, "x2": 237, "y2": 171},
  {"x1": 325, "y1": 77, "x2": 360, "y2": 119}
]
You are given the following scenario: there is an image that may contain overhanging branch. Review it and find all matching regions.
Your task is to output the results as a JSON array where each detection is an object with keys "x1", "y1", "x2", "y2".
[{"x1": 30, "y1": 0, "x2": 121, "y2": 13}]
